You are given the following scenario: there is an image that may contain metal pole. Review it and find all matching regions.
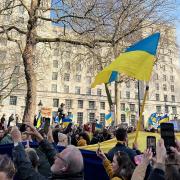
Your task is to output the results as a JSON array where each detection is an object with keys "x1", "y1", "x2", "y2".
[{"x1": 137, "y1": 80, "x2": 141, "y2": 117}]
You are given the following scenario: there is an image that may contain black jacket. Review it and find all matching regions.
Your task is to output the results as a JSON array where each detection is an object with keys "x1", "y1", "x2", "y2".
[
  {"x1": 107, "y1": 142, "x2": 138, "y2": 163},
  {"x1": 148, "y1": 168, "x2": 165, "y2": 180},
  {"x1": 12, "y1": 140, "x2": 84, "y2": 180}
]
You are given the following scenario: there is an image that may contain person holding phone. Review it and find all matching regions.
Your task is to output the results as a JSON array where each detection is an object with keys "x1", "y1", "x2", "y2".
[{"x1": 96, "y1": 147, "x2": 135, "y2": 180}]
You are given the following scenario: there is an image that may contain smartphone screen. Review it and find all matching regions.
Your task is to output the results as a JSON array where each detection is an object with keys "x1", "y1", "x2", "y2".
[
  {"x1": 147, "y1": 136, "x2": 156, "y2": 156},
  {"x1": 20, "y1": 124, "x2": 26, "y2": 132},
  {"x1": 160, "y1": 123, "x2": 175, "y2": 153}
]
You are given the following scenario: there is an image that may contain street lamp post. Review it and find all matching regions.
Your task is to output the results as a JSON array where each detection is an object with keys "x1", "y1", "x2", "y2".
[{"x1": 38, "y1": 100, "x2": 43, "y2": 111}]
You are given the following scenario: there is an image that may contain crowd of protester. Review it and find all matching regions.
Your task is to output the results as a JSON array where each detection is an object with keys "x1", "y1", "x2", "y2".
[{"x1": 0, "y1": 112, "x2": 180, "y2": 180}]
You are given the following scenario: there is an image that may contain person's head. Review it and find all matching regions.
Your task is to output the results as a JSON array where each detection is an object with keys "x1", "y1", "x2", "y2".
[
  {"x1": 115, "y1": 128, "x2": 128, "y2": 143},
  {"x1": 0, "y1": 154, "x2": 16, "y2": 180},
  {"x1": 0, "y1": 129, "x2": 4, "y2": 139},
  {"x1": 112, "y1": 151, "x2": 135, "y2": 180},
  {"x1": 51, "y1": 145, "x2": 83, "y2": 175},
  {"x1": 58, "y1": 133, "x2": 68, "y2": 146},
  {"x1": 25, "y1": 148, "x2": 39, "y2": 170},
  {"x1": 60, "y1": 103, "x2": 65, "y2": 108},
  {"x1": 79, "y1": 132, "x2": 90, "y2": 145}
]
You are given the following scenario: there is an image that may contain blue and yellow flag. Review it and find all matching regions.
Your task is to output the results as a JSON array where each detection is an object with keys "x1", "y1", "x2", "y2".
[
  {"x1": 62, "y1": 117, "x2": 72, "y2": 127},
  {"x1": 91, "y1": 33, "x2": 160, "y2": 88},
  {"x1": 36, "y1": 112, "x2": 42, "y2": 128},
  {"x1": 105, "y1": 112, "x2": 112, "y2": 126},
  {"x1": 95, "y1": 123, "x2": 103, "y2": 131},
  {"x1": 159, "y1": 114, "x2": 169, "y2": 124}
]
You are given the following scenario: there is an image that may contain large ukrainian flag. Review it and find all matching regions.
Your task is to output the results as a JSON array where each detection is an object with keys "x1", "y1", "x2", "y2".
[{"x1": 91, "y1": 33, "x2": 160, "y2": 88}]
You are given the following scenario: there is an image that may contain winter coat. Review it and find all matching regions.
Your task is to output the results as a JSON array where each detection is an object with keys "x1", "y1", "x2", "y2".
[
  {"x1": 103, "y1": 159, "x2": 122, "y2": 180},
  {"x1": 12, "y1": 140, "x2": 84, "y2": 180}
]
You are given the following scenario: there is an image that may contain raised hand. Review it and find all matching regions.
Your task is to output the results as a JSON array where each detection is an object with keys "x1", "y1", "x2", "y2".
[
  {"x1": 23, "y1": 123, "x2": 43, "y2": 142},
  {"x1": 96, "y1": 148, "x2": 106, "y2": 160},
  {"x1": 156, "y1": 139, "x2": 167, "y2": 164}
]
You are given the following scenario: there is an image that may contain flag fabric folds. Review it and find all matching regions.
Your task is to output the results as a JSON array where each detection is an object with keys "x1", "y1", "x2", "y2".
[
  {"x1": 36, "y1": 112, "x2": 42, "y2": 128},
  {"x1": 105, "y1": 112, "x2": 112, "y2": 126},
  {"x1": 91, "y1": 33, "x2": 160, "y2": 88}
]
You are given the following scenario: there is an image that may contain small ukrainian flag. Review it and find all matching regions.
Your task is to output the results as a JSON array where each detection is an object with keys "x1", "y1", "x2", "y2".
[
  {"x1": 36, "y1": 112, "x2": 42, "y2": 128},
  {"x1": 95, "y1": 123, "x2": 103, "y2": 131},
  {"x1": 62, "y1": 117, "x2": 72, "y2": 127},
  {"x1": 105, "y1": 112, "x2": 112, "y2": 126}
]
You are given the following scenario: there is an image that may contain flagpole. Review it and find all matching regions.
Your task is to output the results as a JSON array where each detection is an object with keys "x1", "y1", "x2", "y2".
[
  {"x1": 137, "y1": 80, "x2": 141, "y2": 117},
  {"x1": 134, "y1": 86, "x2": 149, "y2": 144}
]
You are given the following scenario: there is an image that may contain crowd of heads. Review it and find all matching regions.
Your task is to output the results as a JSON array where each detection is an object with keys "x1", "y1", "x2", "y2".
[{"x1": 0, "y1": 112, "x2": 179, "y2": 180}]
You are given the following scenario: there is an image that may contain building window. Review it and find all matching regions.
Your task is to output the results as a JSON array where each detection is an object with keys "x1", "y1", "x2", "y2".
[
  {"x1": 52, "y1": 72, "x2": 58, "y2": 80},
  {"x1": 163, "y1": 84, "x2": 167, "y2": 91},
  {"x1": 64, "y1": 73, "x2": 70, "y2": 81},
  {"x1": 126, "y1": 91, "x2": 130, "y2": 99},
  {"x1": 64, "y1": 85, "x2": 69, "y2": 93},
  {"x1": 76, "y1": 64, "x2": 81, "y2": 72},
  {"x1": 89, "y1": 113, "x2": 95, "y2": 122},
  {"x1": 65, "y1": 62, "x2": 70, "y2": 70},
  {"x1": 0, "y1": 38, "x2": 7, "y2": 46},
  {"x1": 131, "y1": 115, "x2": 136, "y2": 126},
  {"x1": 0, "y1": 51, "x2": 6, "y2": 61},
  {"x1": 54, "y1": 49, "x2": 59, "y2": 56},
  {"x1": 172, "y1": 106, "x2": 177, "y2": 114},
  {"x1": 77, "y1": 112, "x2": 83, "y2": 125},
  {"x1": 155, "y1": 83, "x2": 159, "y2": 90},
  {"x1": 75, "y1": 86, "x2": 80, "y2": 94},
  {"x1": 97, "y1": 89, "x2": 102, "y2": 96},
  {"x1": 156, "y1": 106, "x2": 161, "y2": 113},
  {"x1": 100, "y1": 113, "x2": 105, "y2": 125},
  {"x1": 100, "y1": 102, "x2": 105, "y2": 110},
  {"x1": 126, "y1": 81, "x2": 130, "y2": 88},
  {"x1": 121, "y1": 114, "x2": 126, "y2": 122},
  {"x1": 163, "y1": 75, "x2": 166, "y2": 81},
  {"x1": 170, "y1": 67, "x2": 173, "y2": 72},
  {"x1": 171, "y1": 85, "x2": 174, "y2": 92},
  {"x1": 86, "y1": 88, "x2": 91, "y2": 95},
  {"x1": 121, "y1": 103, "x2": 125, "y2": 111},
  {"x1": 170, "y1": 76, "x2": 174, "y2": 82},
  {"x1": 135, "y1": 81, "x2": 138, "y2": 89},
  {"x1": 130, "y1": 104, "x2": 135, "y2": 112},
  {"x1": 53, "y1": 99, "x2": 59, "y2": 107},
  {"x1": 164, "y1": 95, "x2": 168, "y2": 102},
  {"x1": 76, "y1": 75, "x2": 81, "y2": 82},
  {"x1": 10, "y1": 96, "x2": 17, "y2": 105},
  {"x1": 156, "y1": 94, "x2": 160, "y2": 101},
  {"x1": 65, "y1": 99, "x2": 72, "y2": 109},
  {"x1": 86, "y1": 76, "x2": 91, "y2": 84},
  {"x1": 51, "y1": 84, "x2": 57, "y2": 92},
  {"x1": 162, "y1": 65, "x2": 166, "y2": 71},
  {"x1": 135, "y1": 92, "x2": 138, "y2": 100},
  {"x1": 53, "y1": 60, "x2": 58, "y2": 68},
  {"x1": 154, "y1": 73, "x2": 158, "y2": 80},
  {"x1": 165, "y1": 105, "x2": 169, "y2": 113},
  {"x1": 89, "y1": 101, "x2": 95, "y2": 109},
  {"x1": 171, "y1": 95, "x2": 175, "y2": 102},
  {"x1": 78, "y1": 100, "x2": 83, "y2": 108}
]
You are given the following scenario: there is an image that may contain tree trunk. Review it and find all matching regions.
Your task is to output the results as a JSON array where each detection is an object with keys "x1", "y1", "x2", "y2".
[
  {"x1": 22, "y1": 0, "x2": 39, "y2": 123},
  {"x1": 22, "y1": 44, "x2": 36, "y2": 123}
]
